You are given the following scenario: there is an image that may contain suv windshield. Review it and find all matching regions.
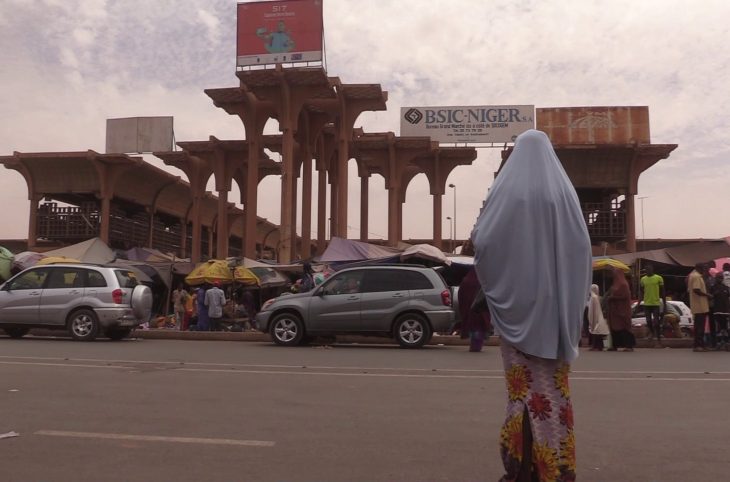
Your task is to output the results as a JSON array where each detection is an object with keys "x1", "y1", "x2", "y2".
[{"x1": 114, "y1": 270, "x2": 139, "y2": 288}]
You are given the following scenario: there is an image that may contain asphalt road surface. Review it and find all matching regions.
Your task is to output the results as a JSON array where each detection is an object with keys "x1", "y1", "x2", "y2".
[{"x1": 1, "y1": 336, "x2": 728, "y2": 481}]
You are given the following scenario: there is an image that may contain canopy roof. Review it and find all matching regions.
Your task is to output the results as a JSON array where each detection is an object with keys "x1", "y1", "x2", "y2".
[
  {"x1": 400, "y1": 244, "x2": 451, "y2": 265},
  {"x1": 0, "y1": 151, "x2": 285, "y2": 245},
  {"x1": 319, "y1": 237, "x2": 402, "y2": 263},
  {"x1": 41, "y1": 237, "x2": 116, "y2": 264},
  {"x1": 612, "y1": 239, "x2": 730, "y2": 267}
]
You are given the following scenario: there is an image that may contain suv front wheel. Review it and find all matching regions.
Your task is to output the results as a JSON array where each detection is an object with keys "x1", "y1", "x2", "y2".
[
  {"x1": 394, "y1": 313, "x2": 431, "y2": 348},
  {"x1": 269, "y1": 312, "x2": 305, "y2": 346},
  {"x1": 68, "y1": 309, "x2": 100, "y2": 341}
]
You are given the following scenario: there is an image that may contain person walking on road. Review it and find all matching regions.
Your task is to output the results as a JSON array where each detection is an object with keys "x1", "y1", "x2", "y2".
[
  {"x1": 457, "y1": 266, "x2": 491, "y2": 352},
  {"x1": 171, "y1": 283, "x2": 189, "y2": 330},
  {"x1": 205, "y1": 281, "x2": 226, "y2": 332},
  {"x1": 710, "y1": 272, "x2": 730, "y2": 350},
  {"x1": 195, "y1": 285, "x2": 210, "y2": 331},
  {"x1": 587, "y1": 284, "x2": 610, "y2": 351},
  {"x1": 472, "y1": 130, "x2": 591, "y2": 482},
  {"x1": 688, "y1": 263, "x2": 712, "y2": 352},
  {"x1": 639, "y1": 264, "x2": 666, "y2": 346},
  {"x1": 606, "y1": 267, "x2": 635, "y2": 352}
]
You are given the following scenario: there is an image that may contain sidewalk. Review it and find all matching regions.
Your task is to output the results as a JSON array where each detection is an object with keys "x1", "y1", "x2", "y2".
[
  {"x1": 26, "y1": 328, "x2": 695, "y2": 348},
  {"x1": 137, "y1": 330, "x2": 695, "y2": 348}
]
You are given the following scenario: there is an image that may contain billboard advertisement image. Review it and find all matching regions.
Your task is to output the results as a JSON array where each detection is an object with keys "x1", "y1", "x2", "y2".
[
  {"x1": 237, "y1": 0, "x2": 323, "y2": 67},
  {"x1": 400, "y1": 105, "x2": 535, "y2": 144}
]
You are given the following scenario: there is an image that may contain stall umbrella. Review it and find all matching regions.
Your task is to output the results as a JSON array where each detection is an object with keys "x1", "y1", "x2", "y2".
[{"x1": 185, "y1": 259, "x2": 234, "y2": 286}]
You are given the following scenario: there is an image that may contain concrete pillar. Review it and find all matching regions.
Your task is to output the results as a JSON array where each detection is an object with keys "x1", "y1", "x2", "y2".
[
  {"x1": 99, "y1": 195, "x2": 112, "y2": 244},
  {"x1": 433, "y1": 193, "x2": 443, "y2": 250},
  {"x1": 397, "y1": 198, "x2": 403, "y2": 243},
  {"x1": 301, "y1": 157, "x2": 312, "y2": 259},
  {"x1": 180, "y1": 218, "x2": 187, "y2": 258},
  {"x1": 360, "y1": 176, "x2": 369, "y2": 241},
  {"x1": 279, "y1": 116, "x2": 295, "y2": 262},
  {"x1": 387, "y1": 187, "x2": 398, "y2": 246},
  {"x1": 291, "y1": 173, "x2": 298, "y2": 260},
  {"x1": 147, "y1": 207, "x2": 155, "y2": 248},
  {"x1": 216, "y1": 190, "x2": 229, "y2": 258},
  {"x1": 244, "y1": 137, "x2": 260, "y2": 259},
  {"x1": 317, "y1": 169, "x2": 327, "y2": 253},
  {"x1": 625, "y1": 193, "x2": 637, "y2": 252},
  {"x1": 336, "y1": 139, "x2": 348, "y2": 238},
  {"x1": 329, "y1": 174, "x2": 338, "y2": 240},
  {"x1": 27, "y1": 193, "x2": 41, "y2": 250},
  {"x1": 191, "y1": 197, "x2": 203, "y2": 262}
]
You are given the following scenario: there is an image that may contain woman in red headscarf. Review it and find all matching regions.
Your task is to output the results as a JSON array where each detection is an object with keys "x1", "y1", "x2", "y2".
[{"x1": 606, "y1": 267, "x2": 635, "y2": 351}]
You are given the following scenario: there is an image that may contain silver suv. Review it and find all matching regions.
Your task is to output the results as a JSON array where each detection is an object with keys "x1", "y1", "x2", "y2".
[
  {"x1": 0, "y1": 264, "x2": 153, "y2": 341},
  {"x1": 256, "y1": 265, "x2": 454, "y2": 348}
]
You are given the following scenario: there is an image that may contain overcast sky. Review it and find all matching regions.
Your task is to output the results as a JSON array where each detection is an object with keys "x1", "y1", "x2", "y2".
[{"x1": 1, "y1": 0, "x2": 728, "y2": 245}]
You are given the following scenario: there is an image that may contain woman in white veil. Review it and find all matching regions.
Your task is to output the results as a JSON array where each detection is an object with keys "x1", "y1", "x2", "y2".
[{"x1": 472, "y1": 130, "x2": 591, "y2": 481}]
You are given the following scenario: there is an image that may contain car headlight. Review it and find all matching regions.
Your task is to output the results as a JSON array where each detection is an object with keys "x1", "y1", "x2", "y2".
[{"x1": 261, "y1": 298, "x2": 277, "y2": 311}]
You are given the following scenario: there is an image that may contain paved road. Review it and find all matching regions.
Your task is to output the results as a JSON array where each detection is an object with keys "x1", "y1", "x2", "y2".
[{"x1": 1, "y1": 337, "x2": 728, "y2": 481}]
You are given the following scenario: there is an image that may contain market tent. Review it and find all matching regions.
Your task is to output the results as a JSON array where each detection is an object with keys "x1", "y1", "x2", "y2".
[
  {"x1": 713, "y1": 257, "x2": 730, "y2": 271},
  {"x1": 447, "y1": 255, "x2": 474, "y2": 265},
  {"x1": 592, "y1": 257, "x2": 630, "y2": 272},
  {"x1": 125, "y1": 247, "x2": 178, "y2": 263},
  {"x1": 103, "y1": 260, "x2": 154, "y2": 284},
  {"x1": 185, "y1": 259, "x2": 233, "y2": 286},
  {"x1": 665, "y1": 240, "x2": 730, "y2": 267},
  {"x1": 240, "y1": 257, "x2": 276, "y2": 268},
  {"x1": 11, "y1": 251, "x2": 46, "y2": 272},
  {"x1": 37, "y1": 256, "x2": 81, "y2": 265},
  {"x1": 612, "y1": 240, "x2": 730, "y2": 268},
  {"x1": 42, "y1": 237, "x2": 116, "y2": 264},
  {"x1": 319, "y1": 237, "x2": 402, "y2": 263},
  {"x1": 248, "y1": 266, "x2": 290, "y2": 287},
  {"x1": 235, "y1": 257, "x2": 302, "y2": 274},
  {"x1": 234, "y1": 266, "x2": 260, "y2": 286},
  {"x1": 612, "y1": 248, "x2": 679, "y2": 266},
  {"x1": 400, "y1": 244, "x2": 451, "y2": 265},
  {"x1": 0, "y1": 246, "x2": 13, "y2": 281}
]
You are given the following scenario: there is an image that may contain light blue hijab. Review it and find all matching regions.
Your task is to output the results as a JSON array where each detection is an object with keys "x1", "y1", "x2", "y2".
[{"x1": 472, "y1": 129, "x2": 591, "y2": 362}]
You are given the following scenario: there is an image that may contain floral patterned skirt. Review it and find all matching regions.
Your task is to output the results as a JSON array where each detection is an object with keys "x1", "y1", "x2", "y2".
[{"x1": 499, "y1": 343, "x2": 576, "y2": 482}]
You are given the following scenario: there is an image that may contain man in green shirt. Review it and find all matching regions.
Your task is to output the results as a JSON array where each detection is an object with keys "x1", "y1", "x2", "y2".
[{"x1": 640, "y1": 264, "x2": 666, "y2": 345}]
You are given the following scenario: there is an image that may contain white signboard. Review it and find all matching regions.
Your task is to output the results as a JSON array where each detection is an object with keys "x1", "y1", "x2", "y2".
[
  {"x1": 400, "y1": 105, "x2": 534, "y2": 144},
  {"x1": 106, "y1": 117, "x2": 174, "y2": 154}
]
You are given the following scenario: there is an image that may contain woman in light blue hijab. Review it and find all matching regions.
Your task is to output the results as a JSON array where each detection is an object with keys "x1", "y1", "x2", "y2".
[{"x1": 472, "y1": 129, "x2": 591, "y2": 481}]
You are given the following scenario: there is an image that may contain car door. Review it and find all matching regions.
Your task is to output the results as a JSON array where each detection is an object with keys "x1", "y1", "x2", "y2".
[
  {"x1": 359, "y1": 269, "x2": 412, "y2": 332},
  {"x1": 307, "y1": 270, "x2": 363, "y2": 332},
  {"x1": 38, "y1": 267, "x2": 87, "y2": 325},
  {"x1": 0, "y1": 267, "x2": 50, "y2": 324}
]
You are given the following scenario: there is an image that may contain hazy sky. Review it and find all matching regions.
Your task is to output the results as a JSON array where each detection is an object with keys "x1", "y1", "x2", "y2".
[{"x1": 1, "y1": 0, "x2": 728, "y2": 243}]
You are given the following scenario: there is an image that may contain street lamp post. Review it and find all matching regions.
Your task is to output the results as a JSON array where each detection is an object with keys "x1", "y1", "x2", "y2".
[
  {"x1": 448, "y1": 183, "x2": 456, "y2": 253},
  {"x1": 446, "y1": 216, "x2": 453, "y2": 253}
]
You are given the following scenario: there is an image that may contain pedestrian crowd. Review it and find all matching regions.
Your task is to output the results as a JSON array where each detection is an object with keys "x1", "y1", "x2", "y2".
[
  {"x1": 582, "y1": 261, "x2": 730, "y2": 353},
  {"x1": 170, "y1": 282, "x2": 259, "y2": 332}
]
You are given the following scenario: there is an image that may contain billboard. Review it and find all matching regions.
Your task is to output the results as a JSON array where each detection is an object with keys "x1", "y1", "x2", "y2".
[
  {"x1": 105, "y1": 117, "x2": 174, "y2": 154},
  {"x1": 400, "y1": 105, "x2": 534, "y2": 144},
  {"x1": 236, "y1": 0, "x2": 323, "y2": 67},
  {"x1": 536, "y1": 106, "x2": 650, "y2": 144}
]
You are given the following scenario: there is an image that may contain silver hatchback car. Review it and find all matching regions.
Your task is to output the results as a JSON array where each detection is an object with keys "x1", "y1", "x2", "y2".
[
  {"x1": 0, "y1": 264, "x2": 153, "y2": 341},
  {"x1": 256, "y1": 265, "x2": 454, "y2": 348}
]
